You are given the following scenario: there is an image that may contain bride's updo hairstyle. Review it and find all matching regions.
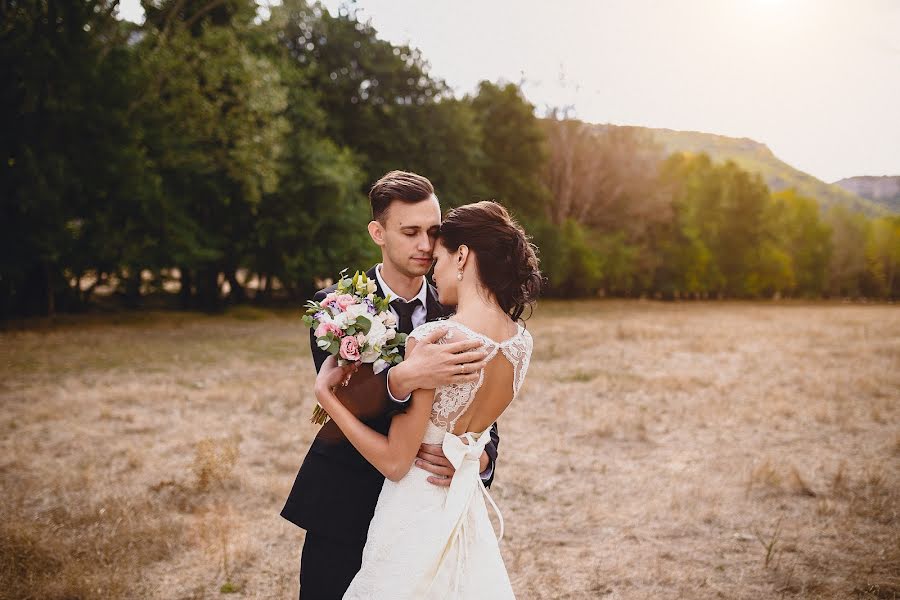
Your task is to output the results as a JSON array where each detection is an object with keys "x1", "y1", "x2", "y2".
[{"x1": 438, "y1": 201, "x2": 542, "y2": 321}]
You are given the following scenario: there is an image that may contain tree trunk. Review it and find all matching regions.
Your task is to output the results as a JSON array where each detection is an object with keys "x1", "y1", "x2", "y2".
[
  {"x1": 255, "y1": 273, "x2": 272, "y2": 304},
  {"x1": 179, "y1": 267, "x2": 194, "y2": 310},
  {"x1": 122, "y1": 267, "x2": 142, "y2": 309},
  {"x1": 195, "y1": 265, "x2": 223, "y2": 313},
  {"x1": 18, "y1": 261, "x2": 55, "y2": 317},
  {"x1": 225, "y1": 268, "x2": 246, "y2": 304}
]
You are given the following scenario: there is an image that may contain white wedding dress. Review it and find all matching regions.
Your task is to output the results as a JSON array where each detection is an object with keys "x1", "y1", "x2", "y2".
[{"x1": 343, "y1": 319, "x2": 534, "y2": 599}]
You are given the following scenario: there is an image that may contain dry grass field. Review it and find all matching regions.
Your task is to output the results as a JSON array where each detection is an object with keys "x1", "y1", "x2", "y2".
[{"x1": 1, "y1": 300, "x2": 898, "y2": 599}]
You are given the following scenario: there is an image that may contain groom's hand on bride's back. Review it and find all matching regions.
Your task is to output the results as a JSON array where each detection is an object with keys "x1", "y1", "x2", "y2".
[
  {"x1": 386, "y1": 327, "x2": 488, "y2": 399},
  {"x1": 416, "y1": 443, "x2": 491, "y2": 487}
]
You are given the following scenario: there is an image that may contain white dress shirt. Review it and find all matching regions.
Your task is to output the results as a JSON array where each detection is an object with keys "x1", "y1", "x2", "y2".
[{"x1": 376, "y1": 263, "x2": 429, "y2": 331}]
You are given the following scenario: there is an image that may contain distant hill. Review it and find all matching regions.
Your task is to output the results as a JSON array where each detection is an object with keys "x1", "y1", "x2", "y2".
[
  {"x1": 600, "y1": 126, "x2": 890, "y2": 216},
  {"x1": 832, "y1": 176, "x2": 900, "y2": 214}
]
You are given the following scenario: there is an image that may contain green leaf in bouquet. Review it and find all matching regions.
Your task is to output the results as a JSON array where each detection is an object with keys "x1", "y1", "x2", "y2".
[
  {"x1": 346, "y1": 326, "x2": 357, "y2": 335},
  {"x1": 328, "y1": 340, "x2": 340, "y2": 354},
  {"x1": 356, "y1": 315, "x2": 372, "y2": 334},
  {"x1": 301, "y1": 315, "x2": 314, "y2": 328}
]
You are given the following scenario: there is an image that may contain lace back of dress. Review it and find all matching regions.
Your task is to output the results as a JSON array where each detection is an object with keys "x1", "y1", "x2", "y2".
[{"x1": 408, "y1": 320, "x2": 534, "y2": 434}]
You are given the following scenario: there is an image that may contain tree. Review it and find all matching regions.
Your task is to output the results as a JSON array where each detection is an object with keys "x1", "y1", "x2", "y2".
[
  {"x1": 469, "y1": 81, "x2": 549, "y2": 218},
  {"x1": 656, "y1": 152, "x2": 724, "y2": 296},
  {"x1": 657, "y1": 153, "x2": 778, "y2": 297},
  {"x1": 715, "y1": 160, "x2": 772, "y2": 296},
  {"x1": 248, "y1": 0, "x2": 373, "y2": 300},
  {"x1": 768, "y1": 189, "x2": 831, "y2": 296},
  {"x1": 134, "y1": 0, "x2": 289, "y2": 310},
  {"x1": 825, "y1": 205, "x2": 869, "y2": 297},
  {"x1": 0, "y1": 0, "x2": 154, "y2": 316},
  {"x1": 864, "y1": 215, "x2": 900, "y2": 298},
  {"x1": 540, "y1": 117, "x2": 672, "y2": 295}
]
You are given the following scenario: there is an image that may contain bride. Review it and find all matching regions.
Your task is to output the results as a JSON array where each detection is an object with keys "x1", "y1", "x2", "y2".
[{"x1": 313, "y1": 200, "x2": 541, "y2": 599}]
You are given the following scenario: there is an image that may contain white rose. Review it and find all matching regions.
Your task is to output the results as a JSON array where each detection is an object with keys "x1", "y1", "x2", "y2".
[
  {"x1": 345, "y1": 303, "x2": 370, "y2": 319},
  {"x1": 366, "y1": 318, "x2": 388, "y2": 347},
  {"x1": 380, "y1": 311, "x2": 397, "y2": 328},
  {"x1": 332, "y1": 312, "x2": 351, "y2": 328},
  {"x1": 355, "y1": 332, "x2": 367, "y2": 346},
  {"x1": 384, "y1": 327, "x2": 397, "y2": 342},
  {"x1": 372, "y1": 358, "x2": 390, "y2": 374}
]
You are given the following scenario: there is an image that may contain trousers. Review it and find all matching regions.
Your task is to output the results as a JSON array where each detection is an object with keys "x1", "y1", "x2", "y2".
[{"x1": 298, "y1": 532, "x2": 364, "y2": 599}]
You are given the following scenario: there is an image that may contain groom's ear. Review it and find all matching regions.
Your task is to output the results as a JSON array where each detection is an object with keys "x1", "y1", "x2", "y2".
[{"x1": 367, "y1": 220, "x2": 386, "y2": 247}]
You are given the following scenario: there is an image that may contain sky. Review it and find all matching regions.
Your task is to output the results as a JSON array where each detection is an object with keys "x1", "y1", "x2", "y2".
[{"x1": 117, "y1": 0, "x2": 900, "y2": 183}]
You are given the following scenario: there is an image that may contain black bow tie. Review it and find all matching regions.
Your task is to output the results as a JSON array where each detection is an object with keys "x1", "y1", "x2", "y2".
[{"x1": 390, "y1": 298, "x2": 422, "y2": 335}]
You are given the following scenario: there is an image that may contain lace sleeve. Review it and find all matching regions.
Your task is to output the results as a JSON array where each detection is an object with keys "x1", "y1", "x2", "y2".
[{"x1": 407, "y1": 320, "x2": 452, "y2": 343}]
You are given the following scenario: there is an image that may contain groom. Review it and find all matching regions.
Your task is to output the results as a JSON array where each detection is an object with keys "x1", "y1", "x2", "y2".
[{"x1": 281, "y1": 170, "x2": 501, "y2": 599}]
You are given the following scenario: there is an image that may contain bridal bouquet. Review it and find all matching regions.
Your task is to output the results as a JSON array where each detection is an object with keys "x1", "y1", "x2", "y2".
[{"x1": 301, "y1": 269, "x2": 406, "y2": 424}]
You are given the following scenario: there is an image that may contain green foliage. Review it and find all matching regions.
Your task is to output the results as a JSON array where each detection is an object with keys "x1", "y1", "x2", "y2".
[
  {"x1": 529, "y1": 219, "x2": 601, "y2": 296},
  {"x1": 655, "y1": 152, "x2": 784, "y2": 297},
  {"x1": 863, "y1": 215, "x2": 900, "y2": 298},
  {"x1": 825, "y1": 205, "x2": 870, "y2": 297},
  {"x1": 469, "y1": 82, "x2": 550, "y2": 217},
  {"x1": 768, "y1": 190, "x2": 832, "y2": 296},
  {"x1": 220, "y1": 581, "x2": 239, "y2": 593},
  {"x1": 135, "y1": 11, "x2": 290, "y2": 309},
  {"x1": 252, "y1": 9, "x2": 373, "y2": 300},
  {"x1": 277, "y1": 1, "x2": 483, "y2": 204},
  {"x1": 649, "y1": 128, "x2": 887, "y2": 217},
  {"x1": 0, "y1": 0, "x2": 155, "y2": 314},
  {"x1": 2, "y1": 0, "x2": 896, "y2": 317}
]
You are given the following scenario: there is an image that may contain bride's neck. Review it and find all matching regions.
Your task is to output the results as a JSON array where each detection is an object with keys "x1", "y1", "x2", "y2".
[{"x1": 454, "y1": 284, "x2": 507, "y2": 323}]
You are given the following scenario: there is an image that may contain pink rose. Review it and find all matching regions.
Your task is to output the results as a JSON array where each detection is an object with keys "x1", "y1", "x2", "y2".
[
  {"x1": 315, "y1": 322, "x2": 343, "y2": 338},
  {"x1": 335, "y1": 294, "x2": 356, "y2": 311},
  {"x1": 340, "y1": 335, "x2": 361, "y2": 361},
  {"x1": 321, "y1": 292, "x2": 339, "y2": 308}
]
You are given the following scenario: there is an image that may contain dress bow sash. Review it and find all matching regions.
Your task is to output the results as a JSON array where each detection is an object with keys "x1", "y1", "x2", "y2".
[{"x1": 441, "y1": 427, "x2": 505, "y2": 542}]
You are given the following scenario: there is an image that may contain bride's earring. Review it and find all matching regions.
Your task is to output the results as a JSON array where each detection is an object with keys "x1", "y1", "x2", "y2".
[{"x1": 456, "y1": 269, "x2": 463, "y2": 281}]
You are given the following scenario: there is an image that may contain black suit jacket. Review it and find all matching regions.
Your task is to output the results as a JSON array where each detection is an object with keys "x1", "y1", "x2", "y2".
[{"x1": 280, "y1": 265, "x2": 500, "y2": 542}]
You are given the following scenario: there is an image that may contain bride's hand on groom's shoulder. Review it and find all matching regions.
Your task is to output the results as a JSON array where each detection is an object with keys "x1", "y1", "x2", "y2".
[
  {"x1": 315, "y1": 355, "x2": 360, "y2": 395},
  {"x1": 389, "y1": 328, "x2": 489, "y2": 397}
]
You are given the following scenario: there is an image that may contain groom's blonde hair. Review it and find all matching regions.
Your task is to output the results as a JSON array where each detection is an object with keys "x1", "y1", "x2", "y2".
[{"x1": 369, "y1": 170, "x2": 435, "y2": 224}]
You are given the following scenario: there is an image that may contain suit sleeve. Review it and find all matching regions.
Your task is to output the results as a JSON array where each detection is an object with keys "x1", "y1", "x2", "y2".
[
  {"x1": 481, "y1": 421, "x2": 499, "y2": 488},
  {"x1": 309, "y1": 290, "x2": 331, "y2": 374}
]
